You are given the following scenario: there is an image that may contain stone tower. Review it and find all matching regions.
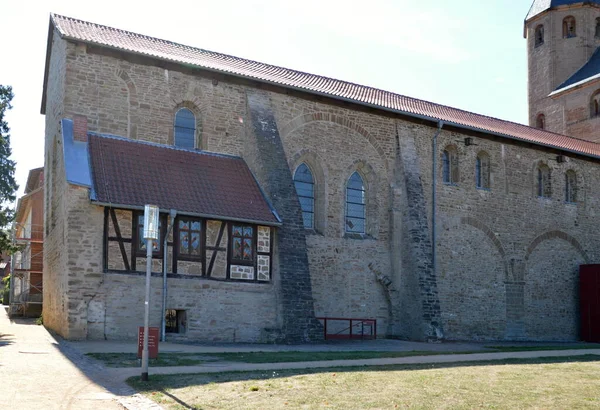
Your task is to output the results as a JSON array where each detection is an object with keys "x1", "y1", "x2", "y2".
[{"x1": 525, "y1": 0, "x2": 600, "y2": 140}]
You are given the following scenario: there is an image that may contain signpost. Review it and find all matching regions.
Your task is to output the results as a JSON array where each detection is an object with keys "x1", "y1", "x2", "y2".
[
  {"x1": 138, "y1": 326, "x2": 159, "y2": 359},
  {"x1": 141, "y1": 204, "x2": 159, "y2": 382}
]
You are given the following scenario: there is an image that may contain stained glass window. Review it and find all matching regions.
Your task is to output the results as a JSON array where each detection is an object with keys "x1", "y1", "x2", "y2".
[
  {"x1": 345, "y1": 172, "x2": 366, "y2": 234},
  {"x1": 174, "y1": 108, "x2": 196, "y2": 149},
  {"x1": 232, "y1": 224, "x2": 253, "y2": 262},
  {"x1": 137, "y1": 214, "x2": 161, "y2": 253},
  {"x1": 293, "y1": 163, "x2": 315, "y2": 229},
  {"x1": 178, "y1": 218, "x2": 202, "y2": 258}
]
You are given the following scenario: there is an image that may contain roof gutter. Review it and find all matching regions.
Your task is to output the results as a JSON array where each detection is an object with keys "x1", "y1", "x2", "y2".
[
  {"x1": 90, "y1": 200, "x2": 282, "y2": 227},
  {"x1": 55, "y1": 33, "x2": 600, "y2": 162}
]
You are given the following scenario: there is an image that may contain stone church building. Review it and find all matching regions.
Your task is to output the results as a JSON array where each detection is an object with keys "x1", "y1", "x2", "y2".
[{"x1": 41, "y1": 1, "x2": 600, "y2": 343}]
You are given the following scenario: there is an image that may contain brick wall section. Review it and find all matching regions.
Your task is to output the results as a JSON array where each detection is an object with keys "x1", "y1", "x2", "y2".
[
  {"x1": 396, "y1": 128, "x2": 443, "y2": 341},
  {"x1": 42, "y1": 31, "x2": 70, "y2": 336},
  {"x1": 245, "y1": 90, "x2": 323, "y2": 342}
]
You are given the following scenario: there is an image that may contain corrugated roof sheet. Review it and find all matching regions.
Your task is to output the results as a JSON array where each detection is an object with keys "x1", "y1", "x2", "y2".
[
  {"x1": 526, "y1": 0, "x2": 600, "y2": 20},
  {"x1": 50, "y1": 14, "x2": 600, "y2": 159},
  {"x1": 554, "y1": 47, "x2": 600, "y2": 93},
  {"x1": 88, "y1": 134, "x2": 280, "y2": 225}
]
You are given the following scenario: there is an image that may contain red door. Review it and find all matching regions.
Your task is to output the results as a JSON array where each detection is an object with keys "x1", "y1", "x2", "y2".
[{"x1": 580, "y1": 264, "x2": 600, "y2": 342}]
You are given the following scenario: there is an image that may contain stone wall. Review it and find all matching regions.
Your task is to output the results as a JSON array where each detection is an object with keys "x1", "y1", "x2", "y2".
[{"x1": 43, "y1": 32, "x2": 600, "y2": 342}]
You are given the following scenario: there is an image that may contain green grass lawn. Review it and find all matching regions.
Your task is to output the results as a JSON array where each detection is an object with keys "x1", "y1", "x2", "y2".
[
  {"x1": 127, "y1": 355, "x2": 600, "y2": 409},
  {"x1": 87, "y1": 344, "x2": 600, "y2": 368}
]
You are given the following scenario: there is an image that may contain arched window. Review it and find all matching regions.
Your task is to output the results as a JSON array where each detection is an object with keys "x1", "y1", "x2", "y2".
[
  {"x1": 537, "y1": 163, "x2": 551, "y2": 198},
  {"x1": 590, "y1": 90, "x2": 600, "y2": 118},
  {"x1": 535, "y1": 25, "x2": 544, "y2": 47},
  {"x1": 596, "y1": 17, "x2": 600, "y2": 38},
  {"x1": 563, "y1": 16, "x2": 576, "y2": 38},
  {"x1": 174, "y1": 108, "x2": 196, "y2": 149},
  {"x1": 536, "y1": 113, "x2": 546, "y2": 129},
  {"x1": 442, "y1": 146, "x2": 459, "y2": 185},
  {"x1": 476, "y1": 152, "x2": 491, "y2": 189},
  {"x1": 346, "y1": 172, "x2": 366, "y2": 234},
  {"x1": 293, "y1": 163, "x2": 315, "y2": 229},
  {"x1": 565, "y1": 170, "x2": 577, "y2": 203}
]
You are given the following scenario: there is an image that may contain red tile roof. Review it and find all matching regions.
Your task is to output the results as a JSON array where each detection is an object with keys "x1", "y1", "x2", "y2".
[
  {"x1": 49, "y1": 13, "x2": 600, "y2": 159},
  {"x1": 88, "y1": 134, "x2": 280, "y2": 225}
]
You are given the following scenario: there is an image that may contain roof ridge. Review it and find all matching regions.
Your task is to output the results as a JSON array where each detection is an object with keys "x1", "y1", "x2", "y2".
[
  {"x1": 48, "y1": 13, "x2": 600, "y2": 159},
  {"x1": 87, "y1": 132, "x2": 244, "y2": 160}
]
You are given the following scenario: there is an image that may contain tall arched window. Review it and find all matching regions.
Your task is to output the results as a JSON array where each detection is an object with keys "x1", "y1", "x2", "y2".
[
  {"x1": 537, "y1": 163, "x2": 551, "y2": 198},
  {"x1": 563, "y1": 16, "x2": 576, "y2": 38},
  {"x1": 565, "y1": 170, "x2": 577, "y2": 203},
  {"x1": 293, "y1": 163, "x2": 315, "y2": 229},
  {"x1": 596, "y1": 17, "x2": 600, "y2": 38},
  {"x1": 535, "y1": 25, "x2": 544, "y2": 47},
  {"x1": 590, "y1": 90, "x2": 600, "y2": 118},
  {"x1": 476, "y1": 152, "x2": 491, "y2": 189},
  {"x1": 174, "y1": 108, "x2": 196, "y2": 149},
  {"x1": 346, "y1": 172, "x2": 366, "y2": 234},
  {"x1": 536, "y1": 113, "x2": 546, "y2": 129},
  {"x1": 442, "y1": 146, "x2": 459, "y2": 185}
]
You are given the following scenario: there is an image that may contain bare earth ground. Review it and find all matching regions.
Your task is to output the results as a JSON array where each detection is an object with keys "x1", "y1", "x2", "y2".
[{"x1": 129, "y1": 356, "x2": 600, "y2": 410}]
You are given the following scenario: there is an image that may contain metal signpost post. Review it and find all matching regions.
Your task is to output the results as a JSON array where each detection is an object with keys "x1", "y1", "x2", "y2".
[{"x1": 141, "y1": 204, "x2": 159, "y2": 382}]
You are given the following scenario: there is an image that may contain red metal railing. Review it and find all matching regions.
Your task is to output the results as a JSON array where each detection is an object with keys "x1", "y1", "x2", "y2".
[{"x1": 316, "y1": 317, "x2": 377, "y2": 340}]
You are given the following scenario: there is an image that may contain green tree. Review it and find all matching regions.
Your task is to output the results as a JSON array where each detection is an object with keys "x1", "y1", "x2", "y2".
[{"x1": 0, "y1": 85, "x2": 19, "y2": 255}]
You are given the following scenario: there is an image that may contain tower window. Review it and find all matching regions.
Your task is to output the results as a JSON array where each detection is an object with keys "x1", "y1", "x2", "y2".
[
  {"x1": 596, "y1": 18, "x2": 600, "y2": 38},
  {"x1": 536, "y1": 113, "x2": 546, "y2": 129},
  {"x1": 563, "y1": 16, "x2": 576, "y2": 38},
  {"x1": 535, "y1": 25, "x2": 544, "y2": 47},
  {"x1": 591, "y1": 90, "x2": 600, "y2": 118}
]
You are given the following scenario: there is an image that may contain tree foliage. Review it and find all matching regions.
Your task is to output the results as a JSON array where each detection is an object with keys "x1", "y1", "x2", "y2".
[{"x1": 0, "y1": 85, "x2": 19, "y2": 255}]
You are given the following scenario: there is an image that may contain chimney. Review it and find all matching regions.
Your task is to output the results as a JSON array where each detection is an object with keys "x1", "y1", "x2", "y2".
[{"x1": 73, "y1": 115, "x2": 88, "y2": 142}]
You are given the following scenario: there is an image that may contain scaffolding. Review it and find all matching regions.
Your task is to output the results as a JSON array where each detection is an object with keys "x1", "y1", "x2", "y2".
[{"x1": 9, "y1": 222, "x2": 44, "y2": 317}]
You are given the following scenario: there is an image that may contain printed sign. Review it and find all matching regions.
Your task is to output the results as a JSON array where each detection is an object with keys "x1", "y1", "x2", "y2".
[{"x1": 137, "y1": 326, "x2": 159, "y2": 359}]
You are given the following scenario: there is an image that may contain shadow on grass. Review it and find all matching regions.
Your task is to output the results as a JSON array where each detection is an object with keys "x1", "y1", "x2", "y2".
[{"x1": 127, "y1": 354, "x2": 600, "y2": 397}]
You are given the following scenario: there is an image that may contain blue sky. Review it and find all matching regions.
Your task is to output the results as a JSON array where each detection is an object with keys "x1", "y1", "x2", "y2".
[{"x1": 1, "y1": 0, "x2": 533, "y2": 198}]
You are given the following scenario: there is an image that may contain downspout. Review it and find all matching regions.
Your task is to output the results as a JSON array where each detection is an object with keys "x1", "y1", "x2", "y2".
[
  {"x1": 161, "y1": 209, "x2": 177, "y2": 342},
  {"x1": 431, "y1": 121, "x2": 444, "y2": 279}
]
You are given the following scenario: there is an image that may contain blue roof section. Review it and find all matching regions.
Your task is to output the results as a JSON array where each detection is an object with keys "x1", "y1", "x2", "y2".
[
  {"x1": 553, "y1": 47, "x2": 600, "y2": 94},
  {"x1": 526, "y1": 1, "x2": 600, "y2": 20},
  {"x1": 61, "y1": 118, "x2": 93, "y2": 193}
]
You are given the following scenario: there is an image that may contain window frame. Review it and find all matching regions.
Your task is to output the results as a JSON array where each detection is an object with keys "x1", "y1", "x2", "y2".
[
  {"x1": 173, "y1": 107, "x2": 197, "y2": 149},
  {"x1": 565, "y1": 170, "x2": 577, "y2": 204},
  {"x1": 563, "y1": 16, "x2": 577, "y2": 38},
  {"x1": 534, "y1": 25, "x2": 544, "y2": 47},
  {"x1": 537, "y1": 164, "x2": 552, "y2": 199},
  {"x1": 229, "y1": 223, "x2": 257, "y2": 267},
  {"x1": 536, "y1": 113, "x2": 545, "y2": 130},
  {"x1": 475, "y1": 152, "x2": 491, "y2": 190},
  {"x1": 174, "y1": 216, "x2": 205, "y2": 263},
  {"x1": 345, "y1": 172, "x2": 366, "y2": 234},
  {"x1": 442, "y1": 147, "x2": 459, "y2": 185},
  {"x1": 293, "y1": 163, "x2": 315, "y2": 230}
]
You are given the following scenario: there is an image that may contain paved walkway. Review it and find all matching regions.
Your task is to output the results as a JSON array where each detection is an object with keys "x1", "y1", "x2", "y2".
[
  {"x1": 0, "y1": 306, "x2": 156, "y2": 410},
  {"x1": 3, "y1": 305, "x2": 600, "y2": 409}
]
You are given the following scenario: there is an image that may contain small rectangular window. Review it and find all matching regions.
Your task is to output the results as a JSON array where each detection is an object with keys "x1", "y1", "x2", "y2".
[
  {"x1": 177, "y1": 217, "x2": 203, "y2": 260},
  {"x1": 231, "y1": 224, "x2": 254, "y2": 264},
  {"x1": 165, "y1": 309, "x2": 187, "y2": 334}
]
